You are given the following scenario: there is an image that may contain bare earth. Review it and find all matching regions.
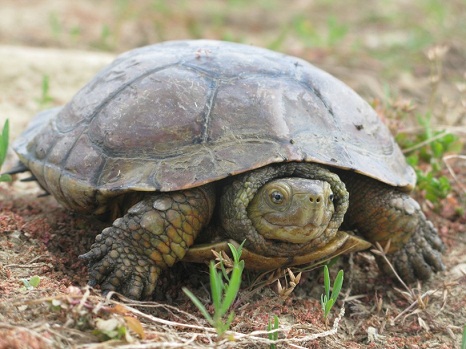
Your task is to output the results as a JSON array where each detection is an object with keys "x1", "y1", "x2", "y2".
[{"x1": 0, "y1": 1, "x2": 465, "y2": 348}]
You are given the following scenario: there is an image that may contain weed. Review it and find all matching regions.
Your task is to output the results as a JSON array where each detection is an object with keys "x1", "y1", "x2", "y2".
[
  {"x1": 183, "y1": 241, "x2": 245, "y2": 338},
  {"x1": 48, "y1": 12, "x2": 62, "y2": 39},
  {"x1": 267, "y1": 25, "x2": 289, "y2": 51},
  {"x1": 320, "y1": 265, "x2": 344, "y2": 325},
  {"x1": 151, "y1": 0, "x2": 171, "y2": 14},
  {"x1": 36, "y1": 75, "x2": 54, "y2": 108},
  {"x1": 69, "y1": 26, "x2": 81, "y2": 41},
  {"x1": 0, "y1": 119, "x2": 11, "y2": 182},
  {"x1": 21, "y1": 275, "x2": 41, "y2": 291},
  {"x1": 89, "y1": 24, "x2": 115, "y2": 51},
  {"x1": 397, "y1": 113, "x2": 462, "y2": 203},
  {"x1": 94, "y1": 24, "x2": 113, "y2": 51},
  {"x1": 415, "y1": 171, "x2": 451, "y2": 203},
  {"x1": 404, "y1": 114, "x2": 461, "y2": 168},
  {"x1": 292, "y1": 14, "x2": 347, "y2": 48},
  {"x1": 376, "y1": 87, "x2": 462, "y2": 205},
  {"x1": 326, "y1": 16, "x2": 348, "y2": 47},
  {"x1": 267, "y1": 314, "x2": 279, "y2": 349}
]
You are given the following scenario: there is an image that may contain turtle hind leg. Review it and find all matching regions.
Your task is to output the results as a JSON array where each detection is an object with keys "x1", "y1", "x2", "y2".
[
  {"x1": 79, "y1": 184, "x2": 215, "y2": 299},
  {"x1": 342, "y1": 174, "x2": 444, "y2": 283}
]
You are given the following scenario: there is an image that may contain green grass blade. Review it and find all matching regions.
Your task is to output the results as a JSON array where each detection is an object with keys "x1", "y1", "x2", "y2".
[
  {"x1": 323, "y1": 265, "x2": 330, "y2": 300},
  {"x1": 219, "y1": 260, "x2": 244, "y2": 315},
  {"x1": 0, "y1": 173, "x2": 12, "y2": 182},
  {"x1": 228, "y1": 240, "x2": 245, "y2": 262},
  {"x1": 273, "y1": 315, "x2": 279, "y2": 334},
  {"x1": 225, "y1": 311, "x2": 235, "y2": 330},
  {"x1": 324, "y1": 298, "x2": 334, "y2": 318},
  {"x1": 220, "y1": 258, "x2": 230, "y2": 282},
  {"x1": 267, "y1": 315, "x2": 279, "y2": 349},
  {"x1": 0, "y1": 119, "x2": 9, "y2": 166},
  {"x1": 330, "y1": 270, "x2": 344, "y2": 303},
  {"x1": 209, "y1": 261, "x2": 223, "y2": 314},
  {"x1": 320, "y1": 294, "x2": 327, "y2": 312},
  {"x1": 182, "y1": 287, "x2": 213, "y2": 325}
]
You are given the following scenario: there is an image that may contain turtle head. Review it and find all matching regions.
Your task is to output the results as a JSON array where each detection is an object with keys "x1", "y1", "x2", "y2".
[
  {"x1": 220, "y1": 162, "x2": 351, "y2": 257},
  {"x1": 247, "y1": 178, "x2": 335, "y2": 244}
]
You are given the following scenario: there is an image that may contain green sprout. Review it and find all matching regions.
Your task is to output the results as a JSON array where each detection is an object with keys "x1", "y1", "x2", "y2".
[
  {"x1": 267, "y1": 314, "x2": 279, "y2": 349},
  {"x1": 21, "y1": 275, "x2": 41, "y2": 291},
  {"x1": 320, "y1": 265, "x2": 344, "y2": 324},
  {"x1": 0, "y1": 119, "x2": 11, "y2": 182},
  {"x1": 183, "y1": 241, "x2": 245, "y2": 337}
]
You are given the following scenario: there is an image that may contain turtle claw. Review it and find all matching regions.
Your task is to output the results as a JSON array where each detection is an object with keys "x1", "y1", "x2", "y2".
[
  {"x1": 381, "y1": 220, "x2": 445, "y2": 284},
  {"x1": 79, "y1": 227, "x2": 160, "y2": 299},
  {"x1": 83, "y1": 249, "x2": 159, "y2": 299}
]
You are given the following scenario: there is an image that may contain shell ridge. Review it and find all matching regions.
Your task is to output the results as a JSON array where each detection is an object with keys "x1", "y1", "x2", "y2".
[{"x1": 201, "y1": 79, "x2": 219, "y2": 143}]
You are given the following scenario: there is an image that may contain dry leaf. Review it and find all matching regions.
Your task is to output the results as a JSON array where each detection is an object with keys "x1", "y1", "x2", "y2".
[{"x1": 125, "y1": 316, "x2": 146, "y2": 339}]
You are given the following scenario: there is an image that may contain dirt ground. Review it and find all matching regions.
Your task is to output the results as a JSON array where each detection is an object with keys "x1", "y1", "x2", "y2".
[{"x1": 0, "y1": 1, "x2": 465, "y2": 348}]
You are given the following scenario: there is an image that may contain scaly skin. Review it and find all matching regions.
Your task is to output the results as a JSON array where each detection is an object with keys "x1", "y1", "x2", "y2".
[
  {"x1": 220, "y1": 163, "x2": 349, "y2": 257},
  {"x1": 80, "y1": 185, "x2": 215, "y2": 299},
  {"x1": 81, "y1": 162, "x2": 351, "y2": 299},
  {"x1": 340, "y1": 173, "x2": 445, "y2": 282},
  {"x1": 80, "y1": 162, "x2": 444, "y2": 299}
]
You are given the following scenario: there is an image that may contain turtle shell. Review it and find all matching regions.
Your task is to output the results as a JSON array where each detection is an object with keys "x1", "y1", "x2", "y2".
[{"x1": 13, "y1": 40, "x2": 415, "y2": 214}]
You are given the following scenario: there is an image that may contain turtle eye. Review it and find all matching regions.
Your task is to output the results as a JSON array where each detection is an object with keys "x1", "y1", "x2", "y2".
[
  {"x1": 270, "y1": 191, "x2": 284, "y2": 204},
  {"x1": 329, "y1": 194, "x2": 334, "y2": 202}
]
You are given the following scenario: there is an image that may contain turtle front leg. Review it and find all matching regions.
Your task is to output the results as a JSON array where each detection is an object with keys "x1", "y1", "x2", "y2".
[
  {"x1": 80, "y1": 185, "x2": 215, "y2": 299},
  {"x1": 343, "y1": 176, "x2": 444, "y2": 283}
]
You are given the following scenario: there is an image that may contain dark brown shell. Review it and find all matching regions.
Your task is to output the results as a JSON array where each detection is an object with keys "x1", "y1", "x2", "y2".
[{"x1": 13, "y1": 40, "x2": 415, "y2": 213}]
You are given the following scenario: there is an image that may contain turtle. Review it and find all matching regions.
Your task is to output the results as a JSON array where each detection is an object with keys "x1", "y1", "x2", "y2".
[{"x1": 10, "y1": 40, "x2": 444, "y2": 300}]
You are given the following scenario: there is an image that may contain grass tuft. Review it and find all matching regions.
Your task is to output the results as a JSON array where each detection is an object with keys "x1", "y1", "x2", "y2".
[
  {"x1": 183, "y1": 241, "x2": 245, "y2": 338},
  {"x1": 320, "y1": 265, "x2": 344, "y2": 325}
]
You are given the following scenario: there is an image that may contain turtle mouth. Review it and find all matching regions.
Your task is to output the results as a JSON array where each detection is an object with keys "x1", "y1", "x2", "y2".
[{"x1": 259, "y1": 219, "x2": 328, "y2": 244}]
